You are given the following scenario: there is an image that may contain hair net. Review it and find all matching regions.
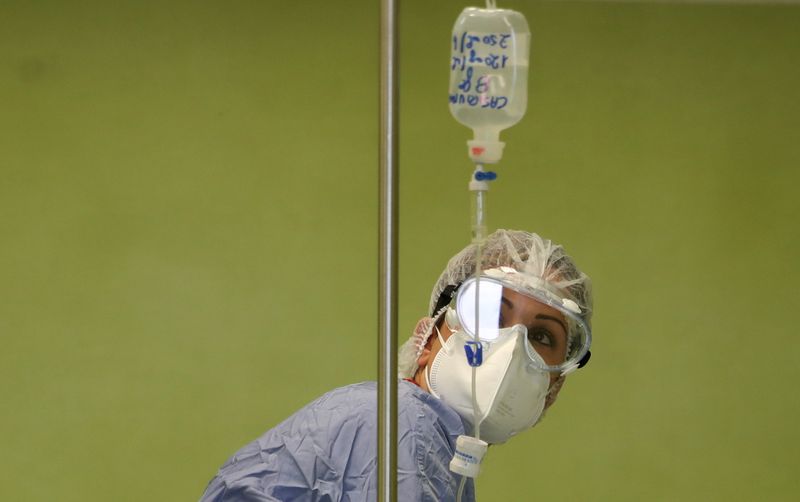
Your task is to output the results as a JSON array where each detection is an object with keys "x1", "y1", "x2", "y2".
[{"x1": 398, "y1": 229, "x2": 593, "y2": 380}]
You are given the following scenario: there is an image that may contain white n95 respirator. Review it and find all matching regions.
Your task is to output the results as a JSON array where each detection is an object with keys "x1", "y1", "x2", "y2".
[{"x1": 425, "y1": 313, "x2": 550, "y2": 445}]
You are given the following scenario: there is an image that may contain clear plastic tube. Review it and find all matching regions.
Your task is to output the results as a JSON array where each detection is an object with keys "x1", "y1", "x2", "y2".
[
  {"x1": 471, "y1": 181, "x2": 488, "y2": 244},
  {"x1": 471, "y1": 182, "x2": 486, "y2": 442},
  {"x1": 457, "y1": 475, "x2": 467, "y2": 501},
  {"x1": 472, "y1": 241, "x2": 482, "y2": 441}
]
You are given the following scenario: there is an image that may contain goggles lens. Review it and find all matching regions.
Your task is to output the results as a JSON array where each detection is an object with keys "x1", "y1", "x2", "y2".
[{"x1": 454, "y1": 276, "x2": 591, "y2": 372}]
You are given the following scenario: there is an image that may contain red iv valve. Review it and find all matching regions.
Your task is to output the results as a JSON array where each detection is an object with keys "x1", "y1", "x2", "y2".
[{"x1": 449, "y1": 6, "x2": 530, "y2": 165}]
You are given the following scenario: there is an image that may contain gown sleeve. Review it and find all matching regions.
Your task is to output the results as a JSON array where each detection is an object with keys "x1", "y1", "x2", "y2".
[
  {"x1": 397, "y1": 382, "x2": 475, "y2": 502},
  {"x1": 199, "y1": 382, "x2": 473, "y2": 502},
  {"x1": 199, "y1": 384, "x2": 374, "y2": 502}
]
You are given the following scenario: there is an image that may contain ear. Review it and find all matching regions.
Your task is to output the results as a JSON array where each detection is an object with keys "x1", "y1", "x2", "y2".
[
  {"x1": 416, "y1": 346, "x2": 432, "y2": 369},
  {"x1": 417, "y1": 347, "x2": 431, "y2": 368}
]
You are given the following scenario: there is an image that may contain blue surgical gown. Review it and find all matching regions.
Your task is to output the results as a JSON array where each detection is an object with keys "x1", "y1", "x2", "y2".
[{"x1": 199, "y1": 380, "x2": 475, "y2": 501}]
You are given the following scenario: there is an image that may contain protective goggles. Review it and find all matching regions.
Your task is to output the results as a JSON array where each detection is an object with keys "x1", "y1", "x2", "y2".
[{"x1": 446, "y1": 272, "x2": 592, "y2": 374}]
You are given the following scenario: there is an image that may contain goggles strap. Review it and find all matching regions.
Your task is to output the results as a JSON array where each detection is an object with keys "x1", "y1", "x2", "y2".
[
  {"x1": 432, "y1": 283, "x2": 461, "y2": 317},
  {"x1": 577, "y1": 350, "x2": 591, "y2": 369}
]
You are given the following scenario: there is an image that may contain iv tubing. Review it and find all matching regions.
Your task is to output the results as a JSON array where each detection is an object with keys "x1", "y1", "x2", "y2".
[
  {"x1": 471, "y1": 164, "x2": 488, "y2": 440},
  {"x1": 470, "y1": 173, "x2": 487, "y2": 440},
  {"x1": 457, "y1": 475, "x2": 468, "y2": 500},
  {"x1": 378, "y1": 0, "x2": 398, "y2": 501},
  {"x1": 457, "y1": 165, "x2": 490, "y2": 502}
]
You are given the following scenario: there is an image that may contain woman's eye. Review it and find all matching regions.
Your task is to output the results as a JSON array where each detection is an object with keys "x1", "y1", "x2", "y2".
[{"x1": 528, "y1": 328, "x2": 554, "y2": 348}]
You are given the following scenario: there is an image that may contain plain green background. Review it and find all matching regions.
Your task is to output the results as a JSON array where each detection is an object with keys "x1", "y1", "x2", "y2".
[{"x1": 2, "y1": 0, "x2": 799, "y2": 500}]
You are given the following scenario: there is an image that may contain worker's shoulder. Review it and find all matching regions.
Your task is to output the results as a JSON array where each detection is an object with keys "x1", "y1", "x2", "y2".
[
  {"x1": 308, "y1": 381, "x2": 377, "y2": 412},
  {"x1": 301, "y1": 380, "x2": 464, "y2": 434},
  {"x1": 398, "y1": 381, "x2": 467, "y2": 441},
  {"x1": 307, "y1": 380, "x2": 419, "y2": 409}
]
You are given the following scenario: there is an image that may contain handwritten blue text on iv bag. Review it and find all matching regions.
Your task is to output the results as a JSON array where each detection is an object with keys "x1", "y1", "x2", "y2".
[{"x1": 449, "y1": 7, "x2": 530, "y2": 144}]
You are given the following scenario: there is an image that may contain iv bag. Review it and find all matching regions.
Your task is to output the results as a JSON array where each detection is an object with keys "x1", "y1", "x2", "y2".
[{"x1": 449, "y1": 7, "x2": 530, "y2": 164}]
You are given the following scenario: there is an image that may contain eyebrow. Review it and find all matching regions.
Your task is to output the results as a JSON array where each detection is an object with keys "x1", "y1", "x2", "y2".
[
  {"x1": 536, "y1": 314, "x2": 568, "y2": 334},
  {"x1": 502, "y1": 295, "x2": 568, "y2": 334}
]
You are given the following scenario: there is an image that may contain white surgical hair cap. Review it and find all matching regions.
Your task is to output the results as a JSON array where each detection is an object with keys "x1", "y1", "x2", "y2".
[{"x1": 398, "y1": 229, "x2": 593, "y2": 379}]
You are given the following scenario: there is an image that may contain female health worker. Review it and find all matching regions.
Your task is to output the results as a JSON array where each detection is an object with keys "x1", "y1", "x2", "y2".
[{"x1": 199, "y1": 229, "x2": 593, "y2": 501}]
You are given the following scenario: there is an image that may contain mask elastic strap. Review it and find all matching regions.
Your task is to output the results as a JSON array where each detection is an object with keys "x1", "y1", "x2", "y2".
[
  {"x1": 434, "y1": 324, "x2": 451, "y2": 355},
  {"x1": 424, "y1": 361, "x2": 442, "y2": 400},
  {"x1": 424, "y1": 324, "x2": 450, "y2": 400}
]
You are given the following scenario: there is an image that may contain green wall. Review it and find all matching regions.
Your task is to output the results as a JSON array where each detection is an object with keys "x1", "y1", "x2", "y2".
[{"x1": 1, "y1": 1, "x2": 798, "y2": 500}]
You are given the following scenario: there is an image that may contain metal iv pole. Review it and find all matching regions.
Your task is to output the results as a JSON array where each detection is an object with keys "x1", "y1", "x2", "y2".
[{"x1": 378, "y1": 0, "x2": 398, "y2": 501}]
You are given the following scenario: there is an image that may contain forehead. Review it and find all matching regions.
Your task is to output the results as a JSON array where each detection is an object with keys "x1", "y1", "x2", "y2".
[{"x1": 500, "y1": 287, "x2": 565, "y2": 321}]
